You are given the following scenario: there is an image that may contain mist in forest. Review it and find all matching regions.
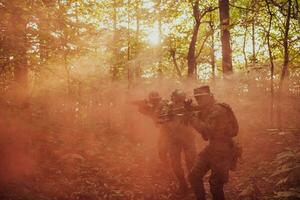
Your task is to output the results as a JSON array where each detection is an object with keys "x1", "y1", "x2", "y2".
[
  {"x1": 1, "y1": 71, "x2": 299, "y2": 180},
  {"x1": 1, "y1": 0, "x2": 300, "y2": 198},
  {"x1": 1, "y1": 65, "x2": 300, "y2": 199}
]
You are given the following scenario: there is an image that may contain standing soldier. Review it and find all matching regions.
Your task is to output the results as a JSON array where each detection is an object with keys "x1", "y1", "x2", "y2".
[
  {"x1": 133, "y1": 90, "x2": 197, "y2": 193},
  {"x1": 189, "y1": 85, "x2": 240, "y2": 200},
  {"x1": 140, "y1": 91, "x2": 171, "y2": 163},
  {"x1": 132, "y1": 91, "x2": 171, "y2": 169},
  {"x1": 165, "y1": 89, "x2": 197, "y2": 193}
]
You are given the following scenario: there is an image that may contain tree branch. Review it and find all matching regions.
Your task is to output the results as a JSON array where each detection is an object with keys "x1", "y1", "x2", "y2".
[
  {"x1": 169, "y1": 49, "x2": 182, "y2": 78},
  {"x1": 229, "y1": 3, "x2": 256, "y2": 11},
  {"x1": 196, "y1": 33, "x2": 210, "y2": 59}
]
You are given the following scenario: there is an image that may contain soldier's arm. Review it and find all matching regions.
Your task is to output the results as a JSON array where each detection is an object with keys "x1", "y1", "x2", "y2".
[
  {"x1": 190, "y1": 106, "x2": 223, "y2": 140},
  {"x1": 190, "y1": 117, "x2": 209, "y2": 141},
  {"x1": 132, "y1": 100, "x2": 153, "y2": 116}
]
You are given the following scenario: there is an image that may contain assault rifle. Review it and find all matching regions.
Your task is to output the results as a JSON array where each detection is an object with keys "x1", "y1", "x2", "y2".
[
  {"x1": 131, "y1": 99, "x2": 148, "y2": 107},
  {"x1": 131, "y1": 99, "x2": 158, "y2": 117},
  {"x1": 157, "y1": 99, "x2": 201, "y2": 125}
]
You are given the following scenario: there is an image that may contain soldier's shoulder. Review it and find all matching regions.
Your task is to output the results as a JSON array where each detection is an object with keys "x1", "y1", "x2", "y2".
[
  {"x1": 213, "y1": 102, "x2": 235, "y2": 115},
  {"x1": 216, "y1": 102, "x2": 232, "y2": 108},
  {"x1": 212, "y1": 102, "x2": 231, "y2": 113}
]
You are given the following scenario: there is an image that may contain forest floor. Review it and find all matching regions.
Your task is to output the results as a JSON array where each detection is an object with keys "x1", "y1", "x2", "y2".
[{"x1": 0, "y1": 106, "x2": 299, "y2": 200}]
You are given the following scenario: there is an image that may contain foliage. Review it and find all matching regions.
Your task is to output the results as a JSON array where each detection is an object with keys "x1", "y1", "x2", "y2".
[{"x1": 270, "y1": 148, "x2": 300, "y2": 199}]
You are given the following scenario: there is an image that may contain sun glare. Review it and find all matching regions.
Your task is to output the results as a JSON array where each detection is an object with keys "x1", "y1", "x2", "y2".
[{"x1": 147, "y1": 30, "x2": 161, "y2": 46}]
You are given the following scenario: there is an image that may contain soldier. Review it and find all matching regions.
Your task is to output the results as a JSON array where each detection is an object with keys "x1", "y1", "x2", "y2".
[
  {"x1": 165, "y1": 89, "x2": 197, "y2": 193},
  {"x1": 144, "y1": 91, "x2": 171, "y2": 163},
  {"x1": 132, "y1": 91, "x2": 170, "y2": 166},
  {"x1": 134, "y1": 91, "x2": 162, "y2": 116},
  {"x1": 133, "y1": 90, "x2": 197, "y2": 193},
  {"x1": 189, "y1": 85, "x2": 240, "y2": 200}
]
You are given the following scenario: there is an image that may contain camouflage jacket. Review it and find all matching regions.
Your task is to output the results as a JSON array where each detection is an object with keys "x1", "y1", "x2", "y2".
[{"x1": 192, "y1": 102, "x2": 238, "y2": 142}]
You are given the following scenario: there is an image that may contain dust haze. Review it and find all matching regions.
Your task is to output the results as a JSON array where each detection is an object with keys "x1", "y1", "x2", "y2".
[{"x1": 0, "y1": 33, "x2": 299, "y2": 199}]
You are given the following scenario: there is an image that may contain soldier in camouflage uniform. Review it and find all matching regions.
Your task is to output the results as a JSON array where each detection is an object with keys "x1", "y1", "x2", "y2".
[
  {"x1": 135, "y1": 90, "x2": 197, "y2": 193},
  {"x1": 143, "y1": 91, "x2": 170, "y2": 163},
  {"x1": 133, "y1": 91, "x2": 174, "y2": 166},
  {"x1": 164, "y1": 89, "x2": 197, "y2": 193},
  {"x1": 189, "y1": 85, "x2": 239, "y2": 200}
]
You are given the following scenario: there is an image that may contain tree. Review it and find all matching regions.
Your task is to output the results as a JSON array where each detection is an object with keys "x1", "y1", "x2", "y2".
[
  {"x1": 218, "y1": 0, "x2": 233, "y2": 74},
  {"x1": 1, "y1": 0, "x2": 30, "y2": 91},
  {"x1": 187, "y1": 0, "x2": 217, "y2": 78}
]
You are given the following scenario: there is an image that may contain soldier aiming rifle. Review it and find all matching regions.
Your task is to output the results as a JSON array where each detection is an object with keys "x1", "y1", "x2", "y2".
[
  {"x1": 158, "y1": 96, "x2": 201, "y2": 125},
  {"x1": 132, "y1": 90, "x2": 197, "y2": 193},
  {"x1": 188, "y1": 85, "x2": 242, "y2": 200}
]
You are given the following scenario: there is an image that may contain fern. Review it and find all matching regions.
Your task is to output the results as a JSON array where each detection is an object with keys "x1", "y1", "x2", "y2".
[{"x1": 270, "y1": 149, "x2": 300, "y2": 199}]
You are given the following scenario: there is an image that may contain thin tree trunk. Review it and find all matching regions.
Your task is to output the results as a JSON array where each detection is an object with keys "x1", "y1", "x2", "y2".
[
  {"x1": 12, "y1": 5, "x2": 28, "y2": 91},
  {"x1": 170, "y1": 49, "x2": 182, "y2": 78},
  {"x1": 127, "y1": 0, "x2": 131, "y2": 88},
  {"x1": 278, "y1": 0, "x2": 292, "y2": 130},
  {"x1": 196, "y1": 34, "x2": 210, "y2": 60},
  {"x1": 218, "y1": 0, "x2": 233, "y2": 74},
  {"x1": 64, "y1": 52, "x2": 70, "y2": 95},
  {"x1": 135, "y1": 0, "x2": 141, "y2": 79},
  {"x1": 267, "y1": 20, "x2": 275, "y2": 127},
  {"x1": 187, "y1": 0, "x2": 201, "y2": 78},
  {"x1": 157, "y1": 0, "x2": 162, "y2": 43},
  {"x1": 242, "y1": 26, "x2": 248, "y2": 70},
  {"x1": 265, "y1": 0, "x2": 275, "y2": 127},
  {"x1": 112, "y1": 0, "x2": 118, "y2": 80},
  {"x1": 157, "y1": 0, "x2": 162, "y2": 72},
  {"x1": 252, "y1": 18, "x2": 256, "y2": 65},
  {"x1": 209, "y1": 14, "x2": 216, "y2": 80},
  {"x1": 187, "y1": 21, "x2": 200, "y2": 78}
]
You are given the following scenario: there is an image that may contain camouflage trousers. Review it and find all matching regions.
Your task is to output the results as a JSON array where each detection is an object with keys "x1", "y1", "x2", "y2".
[
  {"x1": 190, "y1": 142, "x2": 233, "y2": 200},
  {"x1": 158, "y1": 131, "x2": 197, "y2": 190}
]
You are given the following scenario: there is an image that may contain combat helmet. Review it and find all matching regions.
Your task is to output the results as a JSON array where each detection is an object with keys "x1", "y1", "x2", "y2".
[
  {"x1": 171, "y1": 89, "x2": 186, "y2": 102},
  {"x1": 148, "y1": 91, "x2": 161, "y2": 104}
]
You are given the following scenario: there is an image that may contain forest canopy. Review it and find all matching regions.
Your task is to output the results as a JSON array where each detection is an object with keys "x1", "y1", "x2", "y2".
[{"x1": 0, "y1": 0, "x2": 299, "y2": 86}]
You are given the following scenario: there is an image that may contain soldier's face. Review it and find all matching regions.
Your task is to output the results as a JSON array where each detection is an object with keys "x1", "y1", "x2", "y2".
[{"x1": 195, "y1": 95, "x2": 211, "y2": 108}]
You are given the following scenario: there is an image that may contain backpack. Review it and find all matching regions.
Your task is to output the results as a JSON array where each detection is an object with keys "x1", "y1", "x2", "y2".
[{"x1": 217, "y1": 103, "x2": 239, "y2": 137}]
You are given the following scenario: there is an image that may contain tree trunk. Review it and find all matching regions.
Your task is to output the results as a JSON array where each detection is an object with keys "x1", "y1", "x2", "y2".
[
  {"x1": 265, "y1": 0, "x2": 275, "y2": 127},
  {"x1": 209, "y1": 13, "x2": 216, "y2": 80},
  {"x1": 112, "y1": 0, "x2": 118, "y2": 81},
  {"x1": 218, "y1": 0, "x2": 233, "y2": 74},
  {"x1": 134, "y1": 0, "x2": 141, "y2": 80},
  {"x1": 170, "y1": 49, "x2": 182, "y2": 78},
  {"x1": 279, "y1": 0, "x2": 291, "y2": 85},
  {"x1": 278, "y1": 0, "x2": 292, "y2": 130},
  {"x1": 242, "y1": 26, "x2": 248, "y2": 70},
  {"x1": 187, "y1": 21, "x2": 200, "y2": 78},
  {"x1": 64, "y1": 51, "x2": 70, "y2": 95},
  {"x1": 251, "y1": 17, "x2": 256, "y2": 65},
  {"x1": 157, "y1": 0, "x2": 163, "y2": 72},
  {"x1": 127, "y1": 0, "x2": 131, "y2": 88},
  {"x1": 187, "y1": 0, "x2": 201, "y2": 78},
  {"x1": 12, "y1": 5, "x2": 28, "y2": 91}
]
